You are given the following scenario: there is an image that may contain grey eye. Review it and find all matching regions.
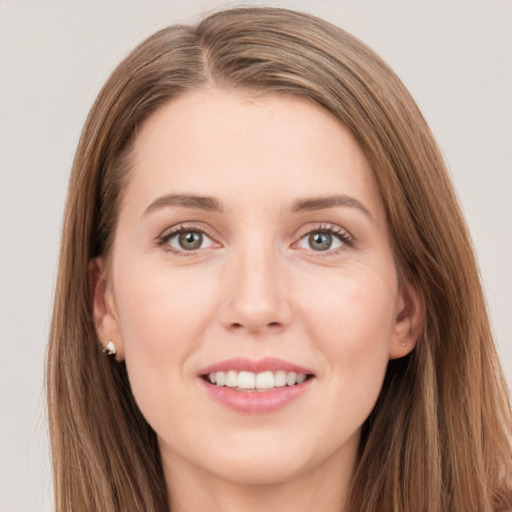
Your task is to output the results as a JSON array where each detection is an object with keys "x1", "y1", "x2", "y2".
[
  {"x1": 166, "y1": 230, "x2": 214, "y2": 251},
  {"x1": 297, "y1": 230, "x2": 344, "y2": 252},
  {"x1": 308, "y1": 232, "x2": 332, "y2": 251},
  {"x1": 178, "y1": 231, "x2": 203, "y2": 250}
]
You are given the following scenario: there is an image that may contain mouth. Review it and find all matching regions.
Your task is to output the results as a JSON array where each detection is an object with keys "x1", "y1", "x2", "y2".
[
  {"x1": 201, "y1": 370, "x2": 314, "y2": 392},
  {"x1": 198, "y1": 357, "x2": 315, "y2": 413}
]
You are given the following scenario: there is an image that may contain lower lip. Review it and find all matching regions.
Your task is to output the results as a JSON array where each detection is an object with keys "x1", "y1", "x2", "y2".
[{"x1": 201, "y1": 378, "x2": 313, "y2": 414}]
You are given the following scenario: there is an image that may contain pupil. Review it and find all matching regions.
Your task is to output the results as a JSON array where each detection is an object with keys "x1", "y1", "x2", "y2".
[
  {"x1": 179, "y1": 231, "x2": 202, "y2": 250},
  {"x1": 309, "y1": 232, "x2": 331, "y2": 251}
]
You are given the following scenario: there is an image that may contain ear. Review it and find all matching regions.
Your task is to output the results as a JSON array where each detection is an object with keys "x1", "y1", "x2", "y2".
[
  {"x1": 89, "y1": 258, "x2": 124, "y2": 360},
  {"x1": 389, "y1": 279, "x2": 424, "y2": 360}
]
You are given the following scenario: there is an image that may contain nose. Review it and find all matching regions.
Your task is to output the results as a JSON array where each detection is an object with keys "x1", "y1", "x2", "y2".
[{"x1": 219, "y1": 241, "x2": 293, "y2": 335}]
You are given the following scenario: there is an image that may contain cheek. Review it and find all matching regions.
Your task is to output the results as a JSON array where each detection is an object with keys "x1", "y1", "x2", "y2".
[
  {"x1": 111, "y1": 262, "x2": 219, "y2": 397},
  {"x1": 299, "y1": 270, "x2": 396, "y2": 404},
  {"x1": 303, "y1": 269, "x2": 396, "y2": 347},
  {"x1": 114, "y1": 261, "x2": 217, "y2": 343}
]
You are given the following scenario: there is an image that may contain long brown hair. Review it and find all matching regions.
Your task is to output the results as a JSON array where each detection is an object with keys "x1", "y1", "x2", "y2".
[{"x1": 47, "y1": 7, "x2": 512, "y2": 511}]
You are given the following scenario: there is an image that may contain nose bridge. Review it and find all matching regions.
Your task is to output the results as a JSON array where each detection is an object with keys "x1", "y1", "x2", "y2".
[{"x1": 221, "y1": 230, "x2": 290, "y2": 333}]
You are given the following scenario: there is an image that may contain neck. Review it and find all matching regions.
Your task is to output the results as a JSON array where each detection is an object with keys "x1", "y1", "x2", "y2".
[{"x1": 161, "y1": 442, "x2": 357, "y2": 512}]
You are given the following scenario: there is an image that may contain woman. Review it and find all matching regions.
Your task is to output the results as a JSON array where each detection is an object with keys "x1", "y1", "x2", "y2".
[{"x1": 47, "y1": 6, "x2": 512, "y2": 512}]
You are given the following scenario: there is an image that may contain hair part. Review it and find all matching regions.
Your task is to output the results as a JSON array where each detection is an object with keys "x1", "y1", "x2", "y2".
[{"x1": 48, "y1": 6, "x2": 512, "y2": 511}]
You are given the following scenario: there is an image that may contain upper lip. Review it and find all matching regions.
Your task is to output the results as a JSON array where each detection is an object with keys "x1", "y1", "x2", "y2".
[{"x1": 199, "y1": 357, "x2": 314, "y2": 376}]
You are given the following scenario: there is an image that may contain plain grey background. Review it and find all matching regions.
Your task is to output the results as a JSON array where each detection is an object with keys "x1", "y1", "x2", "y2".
[{"x1": 1, "y1": 1, "x2": 511, "y2": 510}]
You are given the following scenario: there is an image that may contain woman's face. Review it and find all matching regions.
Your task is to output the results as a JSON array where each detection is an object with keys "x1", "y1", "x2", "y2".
[{"x1": 94, "y1": 89, "x2": 421, "y2": 490}]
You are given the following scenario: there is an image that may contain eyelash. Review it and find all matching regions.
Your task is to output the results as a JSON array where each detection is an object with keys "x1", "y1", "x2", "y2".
[
  {"x1": 156, "y1": 223, "x2": 355, "y2": 256},
  {"x1": 296, "y1": 223, "x2": 355, "y2": 255},
  {"x1": 156, "y1": 223, "x2": 218, "y2": 256}
]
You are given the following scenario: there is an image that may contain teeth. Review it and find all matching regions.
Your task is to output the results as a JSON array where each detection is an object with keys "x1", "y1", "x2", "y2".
[
  {"x1": 286, "y1": 371, "x2": 297, "y2": 386},
  {"x1": 238, "y1": 371, "x2": 256, "y2": 389},
  {"x1": 216, "y1": 371, "x2": 226, "y2": 386},
  {"x1": 296, "y1": 373, "x2": 307, "y2": 384},
  {"x1": 256, "y1": 371, "x2": 274, "y2": 389},
  {"x1": 207, "y1": 370, "x2": 309, "y2": 390},
  {"x1": 226, "y1": 370, "x2": 238, "y2": 388},
  {"x1": 274, "y1": 370, "x2": 287, "y2": 387}
]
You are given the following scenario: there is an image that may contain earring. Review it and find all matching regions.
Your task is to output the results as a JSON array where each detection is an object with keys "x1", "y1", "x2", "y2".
[
  {"x1": 103, "y1": 341, "x2": 117, "y2": 356},
  {"x1": 400, "y1": 342, "x2": 407, "y2": 347}
]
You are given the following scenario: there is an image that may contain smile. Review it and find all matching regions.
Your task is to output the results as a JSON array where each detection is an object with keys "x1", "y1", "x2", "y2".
[
  {"x1": 205, "y1": 370, "x2": 309, "y2": 391},
  {"x1": 199, "y1": 358, "x2": 315, "y2": 413}
]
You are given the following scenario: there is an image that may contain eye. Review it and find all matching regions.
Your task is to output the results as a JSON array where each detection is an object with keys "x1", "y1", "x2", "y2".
[
  {"x1": 160, "y1": 228, "x2": 216, "y2": 252},
  {"x1": 296, "y1": 225, "x2": 352, "y2": 252}
]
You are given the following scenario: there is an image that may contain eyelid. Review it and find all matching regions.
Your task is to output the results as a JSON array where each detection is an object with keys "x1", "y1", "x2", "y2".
[
  {"x1": 154, "y1": 221, "x2": 355, "y2": 256},
  {"x1": 293, "y1": 223, "x2": 356, "y2": 253},
  {"x1": 156, "y1": 222, "x2": 221, "y2": 255}
]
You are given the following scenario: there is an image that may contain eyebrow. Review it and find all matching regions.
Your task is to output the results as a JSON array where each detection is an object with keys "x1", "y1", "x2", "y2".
[
  {"x1": 142, "y1": 193, "x2": 372, "y2": 219},
  {"x1": 143, "y1": 194, "x2": 223, "y2": 216},
  {"x1": 291, "y1": 195, "x2": 373, "y2": 219}
]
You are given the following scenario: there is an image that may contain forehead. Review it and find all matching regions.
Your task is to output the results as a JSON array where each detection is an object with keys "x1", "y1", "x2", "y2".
[{"x1": 125, "y1": 88, "x2": 384, "y2": 218}]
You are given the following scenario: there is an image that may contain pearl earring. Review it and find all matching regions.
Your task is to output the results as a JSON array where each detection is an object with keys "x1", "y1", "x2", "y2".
[{"x1": 103, "y1": 341, "x2": 117, "y2": 356}]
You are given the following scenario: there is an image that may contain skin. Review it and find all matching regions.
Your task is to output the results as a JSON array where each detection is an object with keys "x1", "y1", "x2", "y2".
[{"x1": 93, "y1": 89, "x2": 423, "y2": 512}]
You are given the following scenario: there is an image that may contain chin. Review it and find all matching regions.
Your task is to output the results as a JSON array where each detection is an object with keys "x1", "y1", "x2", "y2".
[
  {"x1": 209, "y1": 454, "x2": 307, "y2": 486},
  {"x1": 195, "y1": 431, "x2": 334, "y2": 486}
]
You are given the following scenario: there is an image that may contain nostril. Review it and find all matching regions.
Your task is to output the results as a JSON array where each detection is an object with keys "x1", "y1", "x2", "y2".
[{"x1": 228, "y1": 320, "x2": 282, "y2": 331}]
